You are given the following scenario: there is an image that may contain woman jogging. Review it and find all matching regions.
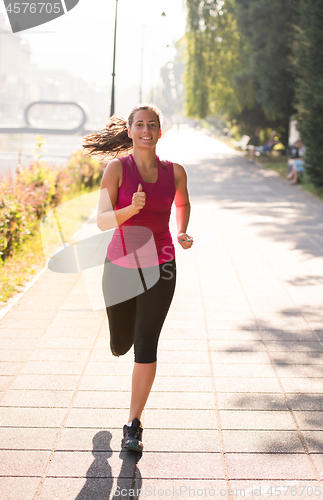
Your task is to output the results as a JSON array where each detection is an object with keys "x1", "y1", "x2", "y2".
[{"x1": 83, "y1": 104, "x2": 193, "y2": 452}]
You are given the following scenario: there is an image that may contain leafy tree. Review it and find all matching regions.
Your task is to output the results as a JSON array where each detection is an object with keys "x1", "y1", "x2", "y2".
[
  {"x1": 185, "y1": 0, "x2": 252, "y2": 119},
  {"x1": 235, "y1": 0, "x2": 295, "y2": 120},
  {"x1": 184, "y1": 0, "x2": 212, "y2": 118},
  {"x1": 234, "y1": 0, "x2": 296, "y2": 145},
  {"x1": 159, "y1": 39, "x2": 187, "y2": 120},
  {"x1": 292, "y1": 0, "x2": 323, "y2": 187},
  {"x1": 184, "y1": 0, "x2": 296, "y2": 143}
]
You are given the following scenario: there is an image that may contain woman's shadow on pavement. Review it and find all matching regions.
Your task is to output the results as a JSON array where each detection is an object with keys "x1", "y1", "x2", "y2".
[{"x1": 75, "y1": 431, "x2": 142, "y2": 500}]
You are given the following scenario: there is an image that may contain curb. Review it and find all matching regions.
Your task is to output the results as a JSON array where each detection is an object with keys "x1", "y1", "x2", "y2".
[
  {"x1": 0, "y1": 265, "x2": 47, "y2": 321},
  {"x1": 0, "y1": 207, "x2": 98, "y2": 322}
]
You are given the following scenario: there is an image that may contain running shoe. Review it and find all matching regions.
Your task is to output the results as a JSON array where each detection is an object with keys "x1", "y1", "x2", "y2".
[{"x1": 121, "y1": 418, "x2": 143, "y2": 452}]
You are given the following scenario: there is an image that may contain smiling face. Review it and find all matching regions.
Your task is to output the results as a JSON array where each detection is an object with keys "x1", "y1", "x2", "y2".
[{"x1": 128, "y1": 109, "x2": 161, "y2": 149}]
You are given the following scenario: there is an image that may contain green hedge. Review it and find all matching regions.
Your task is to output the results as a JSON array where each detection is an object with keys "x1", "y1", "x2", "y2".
[{"x1": 0, "y1": 152, "x2": 103, "y2": 261}]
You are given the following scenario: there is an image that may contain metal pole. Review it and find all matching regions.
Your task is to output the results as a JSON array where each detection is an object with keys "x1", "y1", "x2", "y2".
[
  {"x1": 150, "y1": 52, "x2": 155, "y2": 103},
  {"x1": 139, "y1": 25, "x2": 144, "y2": 103},
  {"x1": 110, "y1": 0, "x2": 118, "y2": 117}
]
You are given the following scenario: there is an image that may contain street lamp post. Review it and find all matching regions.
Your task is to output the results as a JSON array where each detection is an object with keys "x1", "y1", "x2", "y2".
[
  {"x1": 139, "y1": 25, "x2": 144, "y2": 103},
  {"x1": 139, "y1": 12, "x2": 167, "y2": 104},
  {"x1": 110, "y1": 0, "x2": 118, "y2": 117}
]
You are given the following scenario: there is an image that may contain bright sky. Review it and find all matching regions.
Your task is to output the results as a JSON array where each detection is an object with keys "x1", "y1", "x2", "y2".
[{"x1": 0, "y1": 0, "x2": 187, "y2": 92}]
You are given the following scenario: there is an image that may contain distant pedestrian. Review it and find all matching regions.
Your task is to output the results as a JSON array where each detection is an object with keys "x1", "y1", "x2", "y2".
[
  {"x1": 257, "y1": 130, "x2": 279, "y2": 155},
  {"x1": 287, "y1": 140, "x2": 305, "y2": 184},
  {"x1": 247, "y1": 127, "x2": 260, "y2": 164},
  {"x1": 83, "y1": 103, "x2": 193, "y2": 452}
]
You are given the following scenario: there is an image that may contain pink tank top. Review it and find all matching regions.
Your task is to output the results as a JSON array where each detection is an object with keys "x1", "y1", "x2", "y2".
[{"x1": 106, "y1": 154, "x2": 176, "y2": 268}]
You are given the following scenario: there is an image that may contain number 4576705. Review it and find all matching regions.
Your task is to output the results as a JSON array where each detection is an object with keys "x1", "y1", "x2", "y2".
[{"x1": 6, "y1": 3, "x2": 62, "y2": 14}]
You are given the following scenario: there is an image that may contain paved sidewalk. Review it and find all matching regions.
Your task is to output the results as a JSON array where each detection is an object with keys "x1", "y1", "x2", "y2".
[{"x1": 1, "y1": 127, "x2": 323, "y2": 500}]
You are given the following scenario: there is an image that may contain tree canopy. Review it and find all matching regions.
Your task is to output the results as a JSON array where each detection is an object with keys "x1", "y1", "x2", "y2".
[
  {"x1": 184, "y1": 0, "x2": 323, "y2": 185},
  {"x1": 184, "y1": 0, "x2": 295, "y2": 142},
  {"x1": 292, "y1": 0, "x2": 323, "y2": 186}
]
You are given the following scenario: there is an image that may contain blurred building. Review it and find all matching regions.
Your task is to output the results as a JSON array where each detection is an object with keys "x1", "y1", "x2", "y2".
[
  {"x1": 0, "y1": 14, "x2": 34, "y2": 121},
  {"x1": 0, "y1": 13, "x2": 109, "y2": 128}
]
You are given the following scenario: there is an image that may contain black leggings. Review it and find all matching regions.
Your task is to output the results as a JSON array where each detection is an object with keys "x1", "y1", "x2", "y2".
[{"x1": 102, "y1": 259, "x2": 176, "y2": 363}]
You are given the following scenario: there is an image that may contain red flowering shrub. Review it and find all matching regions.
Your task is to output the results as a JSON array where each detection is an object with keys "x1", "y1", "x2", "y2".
[
  {"x1": 68, "y1": 152, "x2": 104, "y2": 189},
  {"x1": 0, "y1": 176, "x2": 34, "y2": 259},
  {"x1": 0, "y1": 152, "x2": 103, "y2": 261}
]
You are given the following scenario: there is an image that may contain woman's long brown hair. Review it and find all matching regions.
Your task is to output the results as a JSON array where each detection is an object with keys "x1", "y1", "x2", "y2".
[{"x1": 82, "y1": 104, "x2": 162, "y2": 160}]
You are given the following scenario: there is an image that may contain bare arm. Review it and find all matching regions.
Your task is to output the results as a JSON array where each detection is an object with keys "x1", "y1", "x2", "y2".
[
  {"x1": 97, "y1": 159, "x2": 146, "y2": 231},
  {"x1": 173, "y1": 163, "x2": 193, "y2": 249}
]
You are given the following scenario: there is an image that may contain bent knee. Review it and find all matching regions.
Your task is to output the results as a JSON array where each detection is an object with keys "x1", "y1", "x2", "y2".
[{"x1": 110, "y1": 341, "x2": 132, "y2": 357}]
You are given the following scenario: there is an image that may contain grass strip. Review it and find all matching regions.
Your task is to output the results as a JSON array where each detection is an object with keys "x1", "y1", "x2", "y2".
[
  {"x1": 252, "y1": 153, "x2": 323, "y2": 201},
  {"x1": 0, "y1": 187, "x2": 100, "y2": 307},
  {"x1": 222, "y1": 136, "x2": 323, "y2": 200}
]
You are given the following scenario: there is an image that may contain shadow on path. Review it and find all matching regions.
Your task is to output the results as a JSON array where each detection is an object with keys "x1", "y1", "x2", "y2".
[
  {"x1": 75, "y1": 431, "x2": 113, "y2": 500},
  {"x1": 111, "y1": 450, "x2": 142, "y2": 500},
  {"x1": 187, "y1": 157, "x2": 323, "y2": 261},
  {"x1": 75, "y1": 431, "x2": 142, "y2": 500}
]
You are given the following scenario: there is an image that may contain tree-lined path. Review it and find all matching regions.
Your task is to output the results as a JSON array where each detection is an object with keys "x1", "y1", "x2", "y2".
[{"x1": 1, "y1": 127, "x2": 323, "y2": 499}]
